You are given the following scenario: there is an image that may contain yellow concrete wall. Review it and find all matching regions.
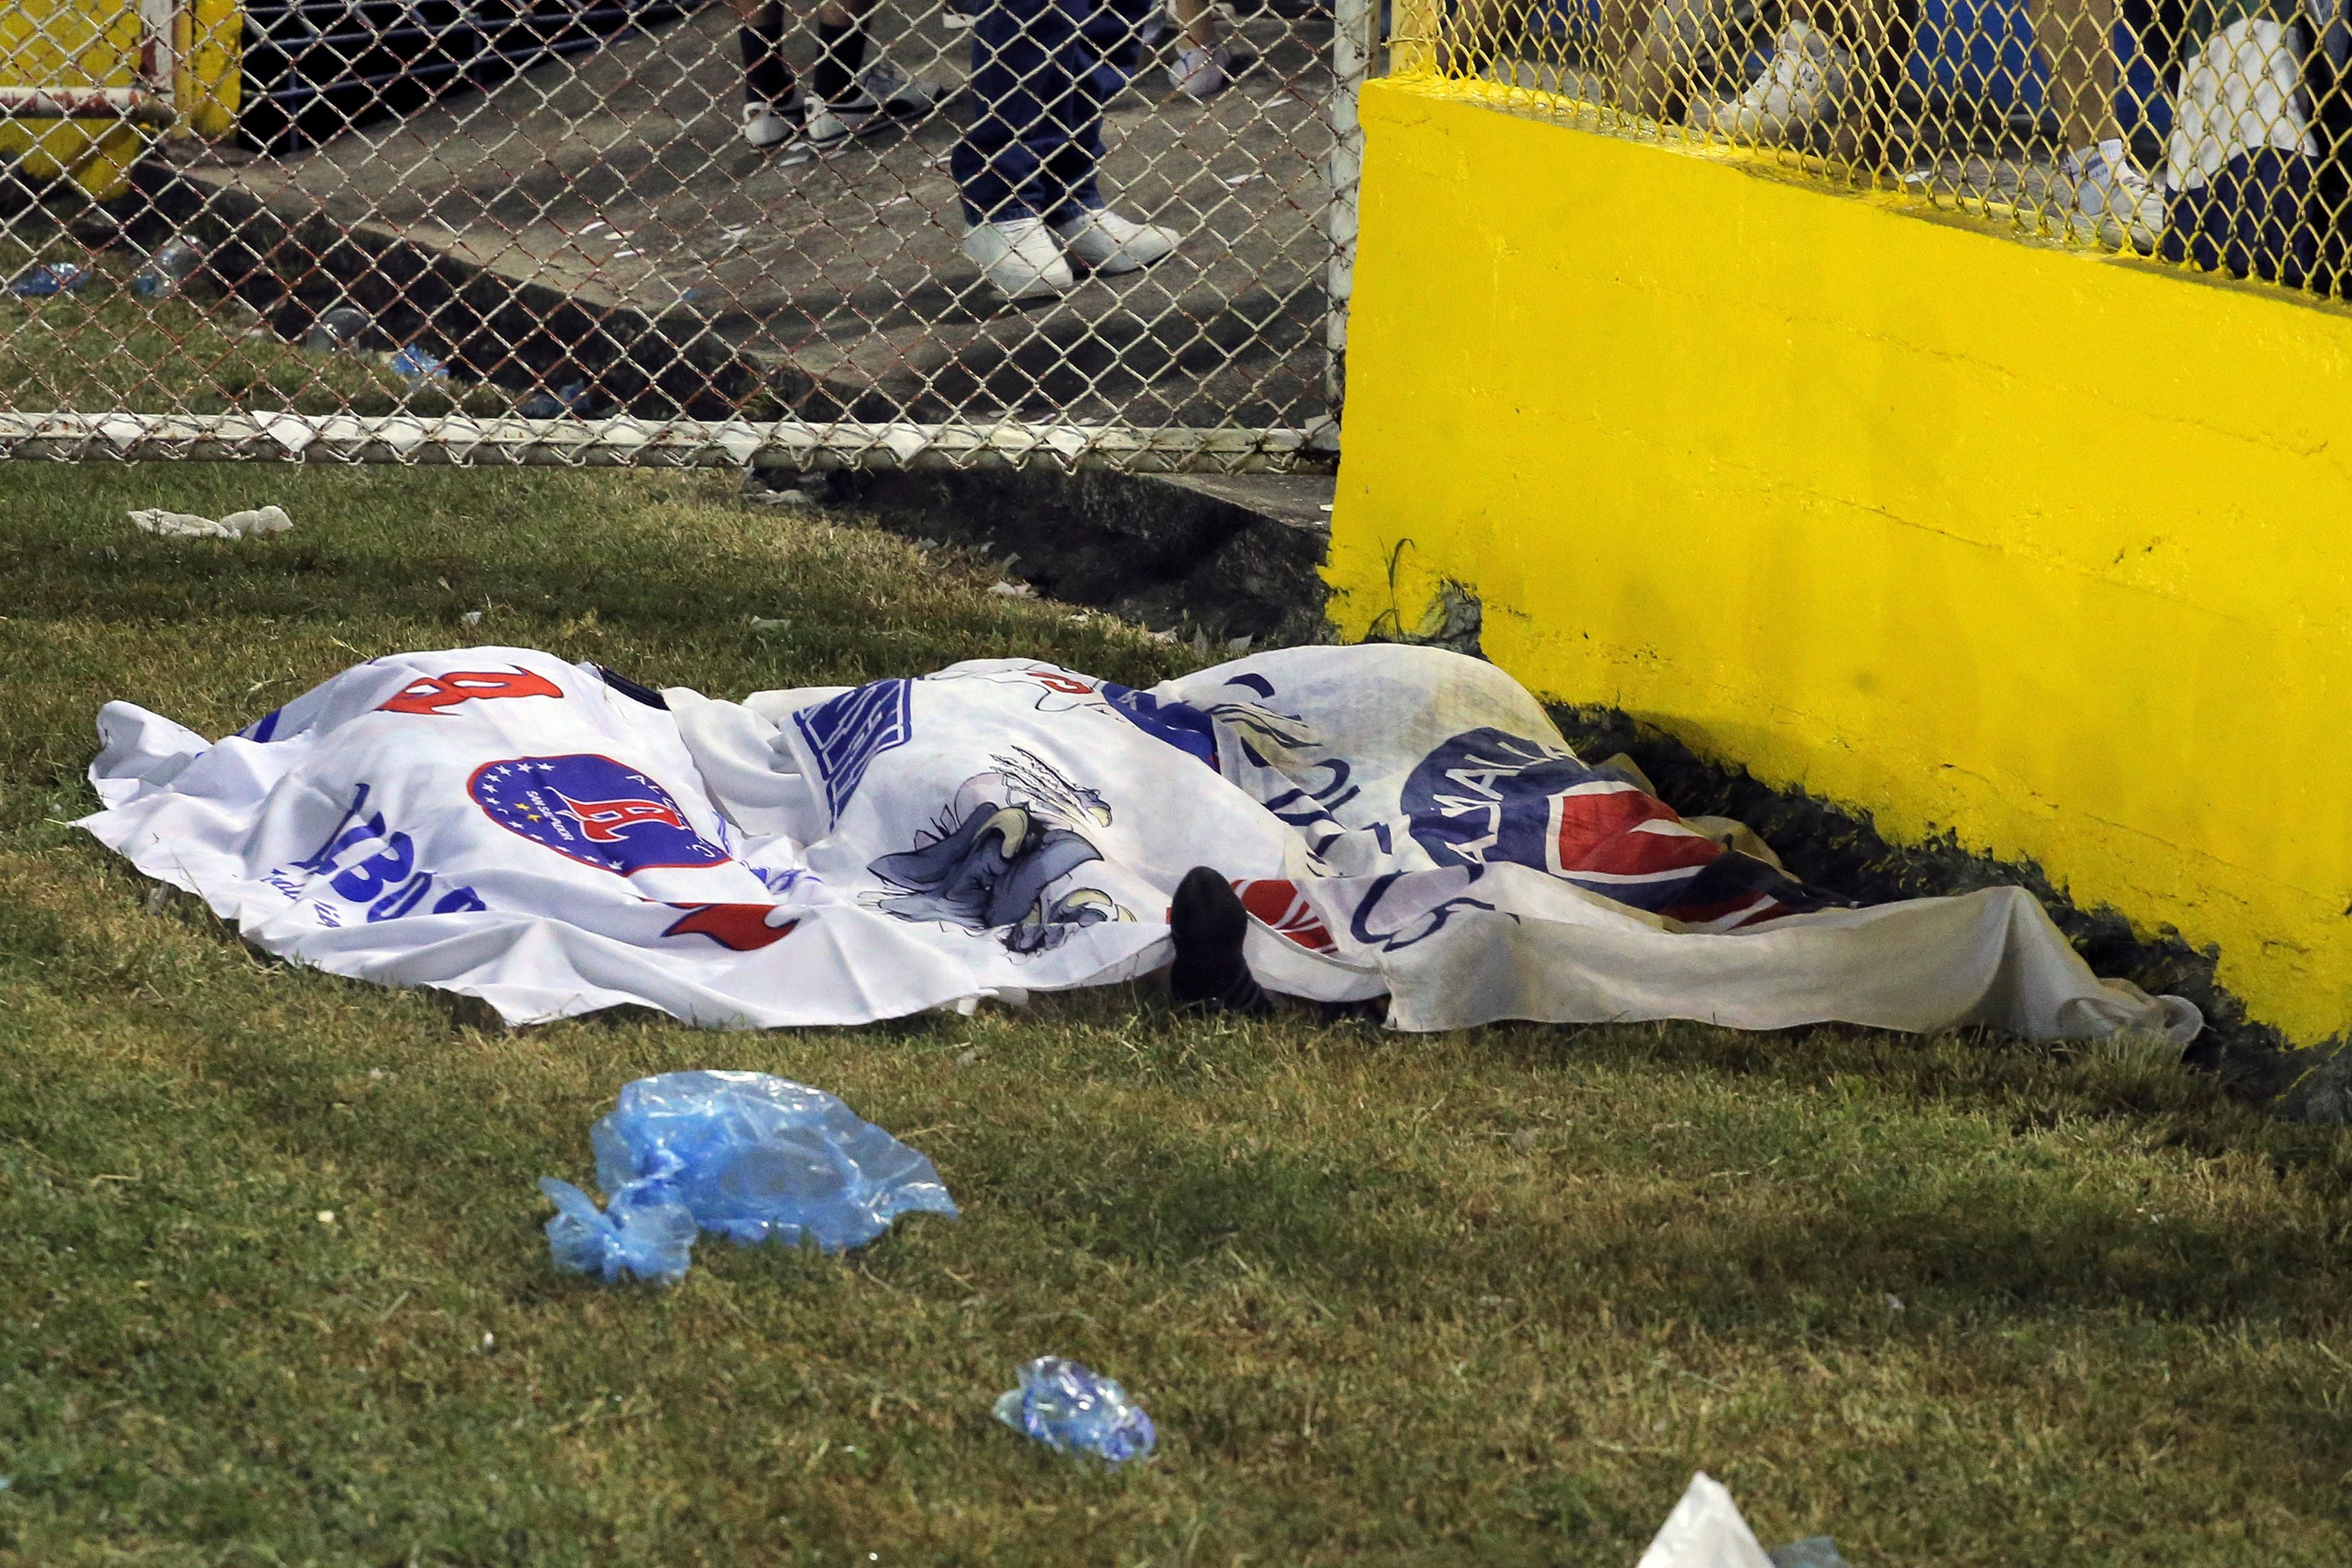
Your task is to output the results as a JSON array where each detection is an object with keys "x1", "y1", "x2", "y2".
[
  {"x1": 1, "y1": 0, "x2": 240, "y2": 198},
  {"x1": 1330, "y1": 77, "x2": 2352, "y2": 1045}
]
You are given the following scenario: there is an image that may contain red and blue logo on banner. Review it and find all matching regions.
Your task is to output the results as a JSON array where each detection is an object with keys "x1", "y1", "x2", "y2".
[{"x1": 469, "y1": 754, "x2": 730, "y2": 875}]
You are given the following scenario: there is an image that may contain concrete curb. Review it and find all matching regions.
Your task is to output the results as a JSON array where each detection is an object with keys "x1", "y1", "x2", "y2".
[{"x1": 758, "y1": 465, "x2": 1337, "y2": 648}]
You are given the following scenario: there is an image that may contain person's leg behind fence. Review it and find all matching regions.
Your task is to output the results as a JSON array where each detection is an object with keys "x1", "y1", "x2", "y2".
[
  {"x1": 736, "y1": 0, "x2": 945, "y2": 150},
  {"x1": 1038, "y1": 0, "x2": 1184, "y2": 271},
  {"x1": 953, "y1": 0, "x2": 1180, "y2": 298},
  {"x1": 736, "y1": 0, "x2": 804, "y2": 148},
  {"x1": 1686, "y1": 0, "x2": 1915, "y2": 170},
  {"x1": 2031, "y1": 0, "x2": 2166, "y2": 242},
  {"x1": 955, "y1": 0, "x2": 1075, "y2": 296},
  {"x1": 804, "y1": 0, "x2": 950, "y2": 149},
  {"x1": 1168, "y1": 0, "x2": 1258, "y2": 97}
]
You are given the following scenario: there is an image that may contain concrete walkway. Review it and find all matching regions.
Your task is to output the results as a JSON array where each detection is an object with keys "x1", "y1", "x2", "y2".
[{"x1": 177, "y1": 2, "x2": 1340, "y2": 431}]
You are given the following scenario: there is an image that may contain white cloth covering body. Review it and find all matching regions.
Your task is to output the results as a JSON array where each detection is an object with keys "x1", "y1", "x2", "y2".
[{"x1": 79, "y1": 644, "x2": 2198, "y2": 1045}]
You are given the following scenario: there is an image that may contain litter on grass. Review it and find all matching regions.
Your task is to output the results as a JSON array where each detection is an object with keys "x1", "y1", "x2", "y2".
[
  {"x1": 1637, "y1": 1472, "x2": 1856, "y2": 1568},
  {"x1": 391, "y1": 345, "x2": 451, "y2": 385},
  {"x1": 1637, "y1": 1473, "x2": 1772, "y2": 1568},
  {"x1": 132, "y1": 242, "x2": 204, "y2": 298},
  {"x1": 8, "y1": 261, "x2": 89, "y2": 297},
  {"x1": 303, "y1": 306, "x2": 372, "y2": 351},
  {"x1": 540, "y1": 1071, "x2": 957, "y2": 1283},
  {"x1": 517, "y1": 379, "x2": 607, "y2": 418},
  {"x1": 540, "y1": 1176, "x2": 699, "y2": 1284},
  {"x1": 128, "y1": 505, "x2": 293, "y2": 539},
  {"x1": 994, "y1": 1357, "x2": 1156, "y2": 1462}
]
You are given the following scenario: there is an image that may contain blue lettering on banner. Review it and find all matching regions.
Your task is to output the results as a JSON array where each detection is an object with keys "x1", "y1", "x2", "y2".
[
  {"x1": 293, "y1": 782, "x2": 380, "y2": 874},
  {"x1": 329, "y1": 832, "x2": 416, "y2": 904},
  {"x1": 1345, "y1": 867, "x2": 1503, "y2": 952},
  {"x1": 274, "y1": 783, "x2": 489, "y2": 922},
  {"x1": 793, "y1": 679, "x2": 913, "y2": 822},
  {"x1": 1398, "y1": 728, "x2": 1595, "y2": 870}
]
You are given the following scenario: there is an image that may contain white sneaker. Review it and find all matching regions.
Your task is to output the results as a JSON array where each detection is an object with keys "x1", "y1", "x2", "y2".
[
  {"x1": 2057, "y1": 139, "x2": 2165, "y2": 248},
  {"x1": 806, "y1": 60, "x2": 944, "y2": 149},
  {"x1": 1690, "y1": 21, "x2": 1851, "y2": 140},
  {"x1": 742, "y1": 97, "x2": 801, "y2": 150},
  {"x1": 1050, "y1": 208, "x2": 1179, "y2": 273},
  {"x1": 964, "y1": 217, "x2": 1075, "y2": 300},
  {"x1": 1169, "y1": 43, "x2": 1249, "y2": 99}
]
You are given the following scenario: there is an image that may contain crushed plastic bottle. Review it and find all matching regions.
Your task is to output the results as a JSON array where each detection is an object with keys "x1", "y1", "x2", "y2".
[
  {"x1": 132, "y1": 241, "x2": 205, "y2": 298},
  {"x1": 993, "y1": 1358, "x2": 1156, "y2": 1463},
  {"x1": 303, "y1": 305, "x2": 372, "y2": 352},
  {"x1": 8, "y1": 261, "x2": 89, "y2": 298},
  {"x1": 390, "y1": 344, "x2": 451, "y2": 385},
  {"x1": 538, "y1": 1071, "x2": 957, "y2": 1283},
  {"x1": 1768, "y1": 1539, "x2": 1853, "y2": 1568},
  {"x1": 538, "y1": 1177, "x2": 697, "y2": 1285}
]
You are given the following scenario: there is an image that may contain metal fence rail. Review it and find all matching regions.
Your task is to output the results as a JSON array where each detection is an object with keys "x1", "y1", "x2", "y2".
[{"x1": 1, "y1": 0, "x2": 1366, "y2": 469}]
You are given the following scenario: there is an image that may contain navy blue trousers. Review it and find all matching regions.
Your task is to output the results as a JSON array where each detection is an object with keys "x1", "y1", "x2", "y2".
[
  {"x1": 2162, "y1": 149, "x2": 2316, "y2": 288},
  {"x1": 952, "y1": 0, "x2": 1151, "y2": 224}
]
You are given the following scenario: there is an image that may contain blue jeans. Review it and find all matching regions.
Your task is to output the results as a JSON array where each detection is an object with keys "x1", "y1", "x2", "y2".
[{"x1": 952, "y1": 0, "x2": 1150, "y2": 225}]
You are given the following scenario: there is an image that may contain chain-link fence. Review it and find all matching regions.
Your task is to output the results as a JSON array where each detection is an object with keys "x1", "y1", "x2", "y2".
[
  {"x1": 1402, "y1": 0, "x2": 2352, "y2": 294},
  {"x1": 0, "y1": 0, "x2": 1368, "y2": 468}
]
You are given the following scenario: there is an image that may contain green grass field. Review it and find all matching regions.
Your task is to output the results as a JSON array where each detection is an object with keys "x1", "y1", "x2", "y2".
[{"x1": 4, "y1": 461, "x2": 2352, "y2": 1567}]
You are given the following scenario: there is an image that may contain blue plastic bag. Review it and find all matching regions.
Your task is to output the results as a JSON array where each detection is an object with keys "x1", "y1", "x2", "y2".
[
  {"x1": 993, "y1": 1358, "x2": 1156, "y2": 1463},
  {"x1": 538, "y1": 1177, "x2": 698, "y2": 1285},
  {"x1": 390, "y1": 344, "x2": 451, "y2": 386},
  {"x1": 540, "y1": 1071, "x2": 957, "y2": 1283}
]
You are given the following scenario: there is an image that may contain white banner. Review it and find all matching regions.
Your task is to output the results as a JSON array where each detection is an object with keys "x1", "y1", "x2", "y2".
[{"x1": 80, "y1": 643, "x2": 2198, "y2": 1044}]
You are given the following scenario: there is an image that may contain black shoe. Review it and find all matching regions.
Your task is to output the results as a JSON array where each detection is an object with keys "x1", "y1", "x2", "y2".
[{"x1": 1169, "y1": 866, "x2": 1274, "y2": 1015}]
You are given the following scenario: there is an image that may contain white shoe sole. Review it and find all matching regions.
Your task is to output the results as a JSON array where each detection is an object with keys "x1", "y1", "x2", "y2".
[
  {"x1": 808, "y1": 98, "x2": 937, "y2": 150},
  {"x1": 1056, "y1": 235, "x2": 1179, "y2": 274},
  {"x1": 808, "y1": 115, "x2": 886, "y2": 151},
  {"x1": 741, "y1": 109, "x2": 801, "y2": 150},
  {"x1": 975, "y1": 264, "x2": 1073, "y2": 301},
  {"x1": 963, "y1": 242, "x2": 1074, "y2": 300},
  {"x1": 1068, "y1": 251, "x2": 1173, "y2": 275},
  {"x1": 2061, "y1": 207, "x2": 2160, "y2": 253},
  {"x1": 997, "y1": 276, "x2": 1070, "y2": 301}
]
